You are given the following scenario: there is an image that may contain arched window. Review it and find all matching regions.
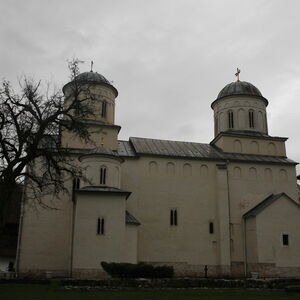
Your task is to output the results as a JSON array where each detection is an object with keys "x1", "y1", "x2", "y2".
[
  {"x1": 228, "y1": 110, "x2": 234, "y2": 129},
  {"x1": 249, "y1": 110, "x2": 254, "y2": 128},
  {"x1": 101, "y1": 101, "x2": 107, "y2": 118},
  {"x1": 100, "y1": 167, "x2": 107, "y2": 185}
]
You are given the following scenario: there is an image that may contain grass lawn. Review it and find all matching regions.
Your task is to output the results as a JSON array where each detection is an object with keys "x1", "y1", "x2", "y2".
[{"x1": 0, "y1": 284, "x2": 299, "y2": 300}]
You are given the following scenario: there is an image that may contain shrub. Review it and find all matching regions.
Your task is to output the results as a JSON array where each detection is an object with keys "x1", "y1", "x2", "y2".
[{"x1": 101, "y1": 262, "x2": 174, "y2": 278}]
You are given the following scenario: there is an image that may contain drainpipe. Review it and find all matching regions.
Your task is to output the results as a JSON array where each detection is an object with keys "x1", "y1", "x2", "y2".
[
  {"x1": 243, "y1": 218, "x2": 248, "y2": 277},
  {"x1": 69, "y1": 193, "x2": 77, "y2": 278},
  {"x1": 225, "y1": 160, "x2": 232, "y2": 271},
  {"x1": 15, "y1": 184, "x2": 27, "y2": 277}
]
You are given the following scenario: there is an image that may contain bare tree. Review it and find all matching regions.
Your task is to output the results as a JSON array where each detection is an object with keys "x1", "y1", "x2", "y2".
[{"x1": 0, "y1": 59, "x2": 94, "y2": 228}]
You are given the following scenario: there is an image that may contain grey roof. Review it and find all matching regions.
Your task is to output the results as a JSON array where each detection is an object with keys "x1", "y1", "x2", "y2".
[
  {"x1": 217, "y1": 81, "x2": 264, "y2": 100},
  {"x1": 118, "y1": 140, "x2": 137, "y2": 157},
  {"x1": 243, "y1": 193, "x2": 300, "y2": 218},
  {"x1": 84, "y1": 146, "x2": 120, "y2": 157},
  {"x1": 63, "y1": 71, "x2": 118, "y2": 96},
  {"x1": 121, "y1": 137, "x2": 297, "y2": 165},
  {"x1": 75, "y1": 71, "x2": 111, "y2": 85},
  {"x1": 77, "y1": 186, "x2": 131, "y2": 199},
  {"x1": 126, "y1": 211, "x2": 141, "y2": 225}
]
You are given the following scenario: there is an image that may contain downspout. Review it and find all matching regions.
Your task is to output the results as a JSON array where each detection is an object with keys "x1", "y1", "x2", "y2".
[
  {"x1": 243, "y1": 218, "x2": 248, "y2": 277},
  {"x1": 69, "y1": 194, "x2": 77, "y2": 278},
  {"x1": 225, "y1": 160, "x2": 232, "y2": 270},
  {"x1": 15, "y1": 184, "x2": 26, "y2": 277}
]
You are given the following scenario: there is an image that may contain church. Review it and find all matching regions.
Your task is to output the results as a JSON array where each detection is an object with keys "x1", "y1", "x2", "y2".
[{"x1": 16, "y1": 68, "x2": 300, "y2": 279}]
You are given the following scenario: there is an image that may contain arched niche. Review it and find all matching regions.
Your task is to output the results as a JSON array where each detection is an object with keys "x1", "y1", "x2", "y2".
[
  {"x1": 149, "y1": 161, "x2": 158, "y2": 173},
  {"x1": 238, "y1": 108, "x2": 245, "y2": 128},
  {"x1": 279, "y1": 169, "x2": 288, "y2": 181},
  {"x1": 264, "y1": 168, "x2": 273, "y2": 181},
  {"x1": 233, "y1": 167, "x2": 242, "y2": 179},
  {"x1": 258, "y1": 111, "x2": 264, "y2": 131},
  {"x1": 250, "y1": 141, "x2": 259, "y2": 154},
  {"x1": 114, "y1": 166, "x2": 120, "y2": 187},
  {"x1": 183, "y1": 163, "x2": 192, "y2": 176},
  {"x1": 200, "y1": 164, "x2": 209, "y2": 178},
  {"x1": 268, "y1": 143, "x2": 277, "y2": 156},
  {"x1": 219, "y1": 112, "x2": 225, "y2": 132},
  {"x1": 234, "y1": 139, "x2": 242, "y2": 153},
  {"x1": 249, "y1": 167, "x2": 257, "y2": 180},
  {"x1": 166, "y1": 162, "x2": 175, "y2": 175}
]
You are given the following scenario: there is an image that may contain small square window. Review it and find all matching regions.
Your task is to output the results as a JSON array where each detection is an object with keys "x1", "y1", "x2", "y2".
[{"x1": 282, "y1": 234, "x2": 289, "y2": 246}]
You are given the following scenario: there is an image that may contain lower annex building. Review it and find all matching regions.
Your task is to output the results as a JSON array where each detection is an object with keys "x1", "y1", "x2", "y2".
[{"x1": 17, "y1": 69, "x2": 300, "y2": 278}]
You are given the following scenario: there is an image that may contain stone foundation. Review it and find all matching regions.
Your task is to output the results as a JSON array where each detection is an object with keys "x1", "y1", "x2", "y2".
[
  {"x1": 18, "y1": 262, "x2": 300, "y2": 279},
  {"x1": 72, "y1": 268, "x2": 110, "y2": 280},
  {"x1": 18, "y1": 269, "x2": 68, "y2": 279}
]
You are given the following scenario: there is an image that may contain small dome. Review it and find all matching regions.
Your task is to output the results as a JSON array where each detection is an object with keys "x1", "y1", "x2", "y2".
[
  {"x1": 63, "y1": 71, "x2": 118, "y2": 96},
  {"x1": 217, "y1": 81, "x2": 263, "y2": 100},
  {"x1": 74, "y1": 71, "x2": 111, "y2": 85}
]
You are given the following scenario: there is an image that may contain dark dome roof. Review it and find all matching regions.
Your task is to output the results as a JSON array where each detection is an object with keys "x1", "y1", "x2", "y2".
[
  {"x1": 63, "y1": 71, "x2": 118, "y2": 96},
  {"x1": 217, "y1": 81, "x2": 263, "y2": 100},
  {"x1": 74, "y1": 71, "x2": 111, "y2": 85}
]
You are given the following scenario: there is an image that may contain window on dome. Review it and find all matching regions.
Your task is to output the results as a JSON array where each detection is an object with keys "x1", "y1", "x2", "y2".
[
  {"x1": 101, "y1": 101, "x2": 107, "y2": 118},
  {"x1": 228, "y1": 111, "x2": 234, "y2": 129},
  {"x1": 249, "y1": 110, "x2": 254, "y2": 128},
  {"x1": 100, "y1": 167, "x2": 107, "y2": 185}
]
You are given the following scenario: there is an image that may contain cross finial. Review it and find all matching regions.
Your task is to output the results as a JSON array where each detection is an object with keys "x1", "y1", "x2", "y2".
[
  {"x1": 90, "y1": 61, "x2": 94, "y2": 72},
  {"x1": 235, "y1": 68, "x2": 241, "y2": 81}
]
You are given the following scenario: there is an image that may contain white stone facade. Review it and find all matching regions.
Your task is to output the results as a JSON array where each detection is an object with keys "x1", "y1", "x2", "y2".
[{"x1": 17, "y1": 73, "x2": 300, "y2": 279}]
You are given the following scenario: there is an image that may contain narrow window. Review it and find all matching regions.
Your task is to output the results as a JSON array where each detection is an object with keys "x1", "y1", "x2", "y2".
[
  {"x1": 209, "y1": 222, "x2": 214, "y2": 234},
  {"x1": 170, "y1": 209, "x2": 178, "y2": 226},
  {"x1": 97, "y1": 218, "x2": 105, "y2": 235},
  {"x1": 249, "y1": 110, "x2": 254, "y2": 128},
  {"x1": 228, "y1": 111, "x2": 234, "y2": 129},
  {"x1": 100, "y1": 167, "x2": 107, "y2": 185},
  {"x1": 282, "y1": 234, "x2": 289, "y2": 246},
  {"x1": 101, "y1": 101, "x2": 107, "y2": 118}
]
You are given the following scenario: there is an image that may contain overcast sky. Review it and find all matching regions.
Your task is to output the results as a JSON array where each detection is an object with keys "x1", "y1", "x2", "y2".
[{"x1": 0, "y1": 0, "x2": 299, "y2": 172}]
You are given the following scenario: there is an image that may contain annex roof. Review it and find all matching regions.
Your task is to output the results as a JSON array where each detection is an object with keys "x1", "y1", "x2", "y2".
[
  {"x1": 126, "y1": 211, "x2": 141, "y2": 225},
  {"x1": 243, "y1": 193, "x2": 300, "y2": 218}
]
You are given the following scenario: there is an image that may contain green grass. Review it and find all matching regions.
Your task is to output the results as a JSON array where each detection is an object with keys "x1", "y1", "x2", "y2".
[{"x1": 0, "y1": 284, "x2": 299, "y2": 300}]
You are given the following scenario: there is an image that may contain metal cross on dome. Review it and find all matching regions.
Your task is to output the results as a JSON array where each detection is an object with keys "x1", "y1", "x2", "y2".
[
  {"x1": 90, "y1": 61, "x2": 94, "y2": 72},
  {"x1": 235, "y1": 68, "x2": 241, "y2": 81}
]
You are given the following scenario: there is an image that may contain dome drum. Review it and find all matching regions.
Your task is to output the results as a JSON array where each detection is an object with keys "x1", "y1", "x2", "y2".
[{"x1": 212, "y1": 80, "x2": 269, "y2": 136}]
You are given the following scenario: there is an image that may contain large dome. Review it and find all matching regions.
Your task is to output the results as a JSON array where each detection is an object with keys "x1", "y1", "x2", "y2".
[
  {"x1": 217, "y1": 81, "x2": 263, "y2": 100},
  {"x1": 63, "y1": 71, "x2": 118, "y2": 96}
]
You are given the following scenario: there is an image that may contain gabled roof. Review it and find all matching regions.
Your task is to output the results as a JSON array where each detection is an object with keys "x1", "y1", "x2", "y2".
[
  {"x1": 243, "y1": 193, "x2": 300, "y2": 218},
  {"x1": 126, "y1": 211, "x2": 141, "y2": 225},
  {"x1": 116, "y1": 137, "x2": 297, "y2": 165}
]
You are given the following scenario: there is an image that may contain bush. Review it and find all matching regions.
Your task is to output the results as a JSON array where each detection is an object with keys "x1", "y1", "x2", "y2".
[{"x1": 101, "y1": 262, "x2": 174, "y2": 278}]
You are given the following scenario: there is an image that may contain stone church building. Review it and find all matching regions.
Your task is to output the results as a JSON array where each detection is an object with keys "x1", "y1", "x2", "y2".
[{"x1": 17, "y1": 69, "x2": 300, "y2": 278}]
